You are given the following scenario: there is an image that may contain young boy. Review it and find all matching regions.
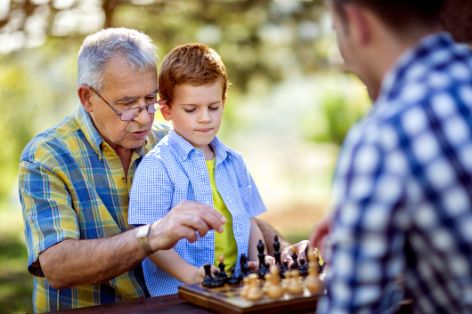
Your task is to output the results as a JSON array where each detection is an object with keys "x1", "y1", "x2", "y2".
[{"x1": 128, "y1": 43, "x2": 268, "y2": 296}]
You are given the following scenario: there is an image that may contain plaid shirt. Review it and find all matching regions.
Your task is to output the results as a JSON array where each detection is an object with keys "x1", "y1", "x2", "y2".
[
  {"x1": 320, "y1": 33, "x2": 472, "y2": 314},
  {"x1": 128, "y1": 130, "x2": 266, "y2": 296},
  {"x1": 18, "y1": 106, "x2": 168, "y2": 313}
]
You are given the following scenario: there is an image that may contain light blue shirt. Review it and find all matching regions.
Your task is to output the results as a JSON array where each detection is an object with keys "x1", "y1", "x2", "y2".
[{"x1": 128, "y1": 130, "x2": 266, "y2": 296}]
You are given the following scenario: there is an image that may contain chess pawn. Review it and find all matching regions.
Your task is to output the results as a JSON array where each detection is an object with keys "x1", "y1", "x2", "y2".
[
  {"x1": 245, "y1": 274, "x2": 263, "y2": 301},
  {"x1": 286, "y1": 270, "x2": 304, "y2": 296},
  {"x1": 262, "y1": 273, "x2": 272, "y2": 295},
  {"x1": 265, "y1": 265, "x2": 284, "y2": 299},
  {"x1": 305, "y1": 249, "x2": 323, "y2": 295},
  {"x1": 240, "y1": 277, "x2": 250, "y2": 299}
]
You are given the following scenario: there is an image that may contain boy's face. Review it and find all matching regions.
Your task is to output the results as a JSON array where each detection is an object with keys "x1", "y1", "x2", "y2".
[{"x1": 161, "y1": 79, "x2": 224, "y2": 151}]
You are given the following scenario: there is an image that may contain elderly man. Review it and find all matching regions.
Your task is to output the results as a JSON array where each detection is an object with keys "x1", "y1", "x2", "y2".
[
  {"x1": 19, "y1": 28, "x2": 298, "y2": 313},
  {"x1": 313, "y1": 0, "x2": 472, "y2": 313}
]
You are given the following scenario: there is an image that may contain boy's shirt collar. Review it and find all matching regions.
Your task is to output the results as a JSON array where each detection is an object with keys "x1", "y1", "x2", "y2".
[{"x1": 167, "y1": 129, "x2": 231, "y2": 164}]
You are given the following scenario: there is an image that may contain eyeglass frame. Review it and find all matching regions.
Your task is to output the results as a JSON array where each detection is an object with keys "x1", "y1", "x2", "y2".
[{"x1": 88, "y1": 86, "x2": 158, "y2": 121}]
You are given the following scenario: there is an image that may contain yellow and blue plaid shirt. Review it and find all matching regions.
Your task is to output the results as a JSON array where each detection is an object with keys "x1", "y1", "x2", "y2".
[{"x1": 18, "y1": 106, "x2": 168, "y2": 313}]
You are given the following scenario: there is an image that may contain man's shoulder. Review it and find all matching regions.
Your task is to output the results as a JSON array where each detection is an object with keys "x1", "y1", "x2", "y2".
[
  {"x1": 144, "y1": 123, "x2": 170, "y2": 154},
  {"x1": 20, "y1": 113, "x2": 80, "y2": 164}
]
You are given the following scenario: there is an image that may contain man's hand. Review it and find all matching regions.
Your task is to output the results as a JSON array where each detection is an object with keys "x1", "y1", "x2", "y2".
[
  {"x1": 309, "y1": 214, "x2": 332, "y2": 255},
  {"x1": 149, "y1": 201, "x2": 226, "y2": 251},
  {"x1": 281, "y1": 240, "x2": 310, "y2": 267}
]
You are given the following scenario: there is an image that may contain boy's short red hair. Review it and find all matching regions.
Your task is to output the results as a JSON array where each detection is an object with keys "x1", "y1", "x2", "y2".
[{"x1": 158, "y1": 43, "x2": 228, "y2": 104}]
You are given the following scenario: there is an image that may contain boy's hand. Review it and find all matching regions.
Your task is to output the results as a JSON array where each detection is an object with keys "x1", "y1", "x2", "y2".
[
  {"x1": 248, "y1": 255, "x2": 275, "y2": 271},
  {"x1": 189, "y1": 265, "x2": 217, "y2": 285}
]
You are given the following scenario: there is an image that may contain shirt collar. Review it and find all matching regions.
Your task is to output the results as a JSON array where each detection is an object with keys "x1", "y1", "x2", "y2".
[
  {"x1": 167, "y1": 129, "x2": 231, "y2": 163},
  {"x1": 76, "y1": 106, "x2": 104, "y2": 157}
]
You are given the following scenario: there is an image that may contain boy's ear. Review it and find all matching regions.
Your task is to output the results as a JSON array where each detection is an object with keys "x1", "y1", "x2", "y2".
[{"x1": 160, "y1": 103, "x2": 172, "y2": 121}]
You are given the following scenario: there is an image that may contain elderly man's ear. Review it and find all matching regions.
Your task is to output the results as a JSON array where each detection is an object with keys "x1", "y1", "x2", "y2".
[{"x1": 78, "y1": 85, "x2": 93, "y2": 113}]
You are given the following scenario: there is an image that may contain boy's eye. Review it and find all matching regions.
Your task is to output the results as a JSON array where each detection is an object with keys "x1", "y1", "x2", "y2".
[
  {"x1": 184, "y1": 108, "x2": 196, "y2": 113},
  {"x1": 209, "y1": 106, "x2": 219, "y2": 111}
]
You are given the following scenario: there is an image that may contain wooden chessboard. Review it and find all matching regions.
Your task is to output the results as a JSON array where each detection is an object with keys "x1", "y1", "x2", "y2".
[{"x1": 178, "y1": 283, "x2": 320, "y2": 313}]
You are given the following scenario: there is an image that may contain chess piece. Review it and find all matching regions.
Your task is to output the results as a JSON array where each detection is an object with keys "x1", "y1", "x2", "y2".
[
  {"x1": 216, "y1": 255, "x2": 229, "y2": 283},
  {"x1": 227, "y1": 266, "x2": 240, "y2": 285},
  {"x1": 256, "y1": 239, "x2": 269, "y2": 279},
  {"x1": 239, "y1": 253, "x2": 252, "y2": 278},
  {"x1": 298, "y1": 258, "x2": 308, "y2": 277},
  {"x1": 286, "y1": 270, "x2": 304, "y2": 296},
  {"x1": 314, "y1": 247, "x2": 325, "y2": 274},
  {"x1": 289, "y1": 246, "x2": 299, "y2": 270},
  {"x1": 202, "y1": 264, "x2": 224, "y2": 288},
  {"x1": 273, "y1": 235, "x2": 282, "y2": 266},
  {"x1": 280, "y1": 260, "x2": 289, "y2": 279},
  {"x1": 305, "y1": 249, "x2": 323, "y2": 295},
  {"x1": 240, "y1": 276, "x2": 250, "y2": 299},
  {"x1": 264, "y1": 265, "x2": 284, "y2": 299},
  {"x1": 244, "y1": 274, "x2": 263, "y2": 301}
]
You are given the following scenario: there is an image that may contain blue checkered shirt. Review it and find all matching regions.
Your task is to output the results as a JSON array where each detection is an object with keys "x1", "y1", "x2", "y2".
[
  {"x1": 128, "y1": 130, "x2": 266, "y2": 296},
  {"x1": 320, "y1": 33, "x2": 472, "y2": 313}
]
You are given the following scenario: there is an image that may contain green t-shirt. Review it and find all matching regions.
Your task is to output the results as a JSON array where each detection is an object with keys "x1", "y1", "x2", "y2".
[{"x1": 206, "y1": 159, "x2": 237, "y2": 273}]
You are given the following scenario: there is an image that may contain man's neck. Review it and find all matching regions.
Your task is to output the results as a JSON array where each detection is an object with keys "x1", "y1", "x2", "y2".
[
  {"x1": 110, "y1": 143, "x2": 133, "y2": 177},
  {"x1": 369, "y1": 25, "x2": 442, "y2": 100}
]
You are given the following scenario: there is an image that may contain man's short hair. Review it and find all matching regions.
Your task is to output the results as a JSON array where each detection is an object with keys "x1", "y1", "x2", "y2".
[
  {"x1": 77, "y1": 28, "x2": 157, "y2": 91},
  {"x1": 158, "y1": 43, "x2": 228, "y2": 105},
  {"x1": 331, "y1": 0, "x2": 444, "y2": 33}
]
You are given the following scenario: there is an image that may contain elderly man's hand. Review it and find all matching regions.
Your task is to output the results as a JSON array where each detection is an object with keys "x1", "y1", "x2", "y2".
[
  {"x1": 148, "y1": 201, "x2": 226, "y2": 251},
  {"x1": 281, "y1": 240, "x2": 310, "y2": 267}
]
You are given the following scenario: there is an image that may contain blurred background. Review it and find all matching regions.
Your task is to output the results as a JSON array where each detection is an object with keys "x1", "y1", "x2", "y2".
[{"x1": 0, "y1": 0, "x2": 373, "y2": 312}]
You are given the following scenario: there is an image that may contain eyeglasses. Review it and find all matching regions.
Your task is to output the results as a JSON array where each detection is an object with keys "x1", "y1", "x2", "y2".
[{"x1": 89, "y1": 87, "x2": 157, "y2": 121}]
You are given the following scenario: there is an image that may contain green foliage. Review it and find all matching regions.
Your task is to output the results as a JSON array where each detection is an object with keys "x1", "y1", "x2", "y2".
[{"x1": 302, "y1": 74, "x2": 370, "y2": 146}]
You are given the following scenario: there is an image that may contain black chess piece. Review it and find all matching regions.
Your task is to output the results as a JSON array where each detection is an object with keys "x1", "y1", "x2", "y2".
[
  {"x1": 290, "y1": 247, "x2": 299, "y2": 270},
  {"x1": 202, "y1": 264, "x2": 224, "y2": 288},
  {"x1": 227, "y1": 266, "x2": 240, "y2": 285},
  {"x1": 239, "y1": 253, "x2": 251, "y2": 278},
  {"x1": 280, "y1": 260, "x2": 289, "y2": 279},
  {"x1": 273, "y1": 235, "x2": 282, "y2": 267},
  {"x1": 256, "y1": 239, "x2": 269, "y2": 279},
  {"x1": 216, "y1": 255, "x2": 229, "y2": 283},
  {"x1": 298, "y1": 258, "x2": 308, "y2": 277}
]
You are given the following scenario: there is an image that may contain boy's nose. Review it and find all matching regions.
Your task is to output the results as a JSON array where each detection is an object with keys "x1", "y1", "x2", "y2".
[{"x1": 198, "y1": 109, "x2": 211, "y2": 122}]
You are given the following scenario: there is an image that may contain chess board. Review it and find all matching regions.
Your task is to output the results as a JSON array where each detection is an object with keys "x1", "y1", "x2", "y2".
[{"x1": 178, "y1": 283, "x2": 320, "y2": 313}]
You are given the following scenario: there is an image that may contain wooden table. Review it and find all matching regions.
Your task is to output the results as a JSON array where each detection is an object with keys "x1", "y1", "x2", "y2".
[
  {"x1": 51, "y1": 294, "x2": 411, "y2": 314},
  {"x1": 52, "y1": 294, "x2": 212, "y2": 313},
  {"x1": 51, "y1": 294, "x2": 316, "y2": 314}
]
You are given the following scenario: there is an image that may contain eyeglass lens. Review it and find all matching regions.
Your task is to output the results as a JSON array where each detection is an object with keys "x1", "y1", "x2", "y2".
[{"x1": 120, "y1": 103, "x2": 157, "y2": 121}]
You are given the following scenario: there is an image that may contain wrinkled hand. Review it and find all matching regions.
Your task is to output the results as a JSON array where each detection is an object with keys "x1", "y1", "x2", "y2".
[
  {"x1": 281, "y1": 240, "x2": 310, "y2": 267},
  {"x1": 309, "y1": 214, "x2": 332, "y2": 255},
  {"x1": 149, "y1": 201, "x2": 225, "y2": 251}
]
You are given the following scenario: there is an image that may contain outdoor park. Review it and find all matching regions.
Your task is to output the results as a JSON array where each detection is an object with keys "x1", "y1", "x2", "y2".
[{"x1": 1, "y1": 0, "x2": 469, "y2": 313}]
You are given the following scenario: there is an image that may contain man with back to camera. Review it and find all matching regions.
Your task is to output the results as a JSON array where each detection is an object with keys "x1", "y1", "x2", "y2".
[{"x1": 313, "y1": 0, "x2": 472, "y2": 312}]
